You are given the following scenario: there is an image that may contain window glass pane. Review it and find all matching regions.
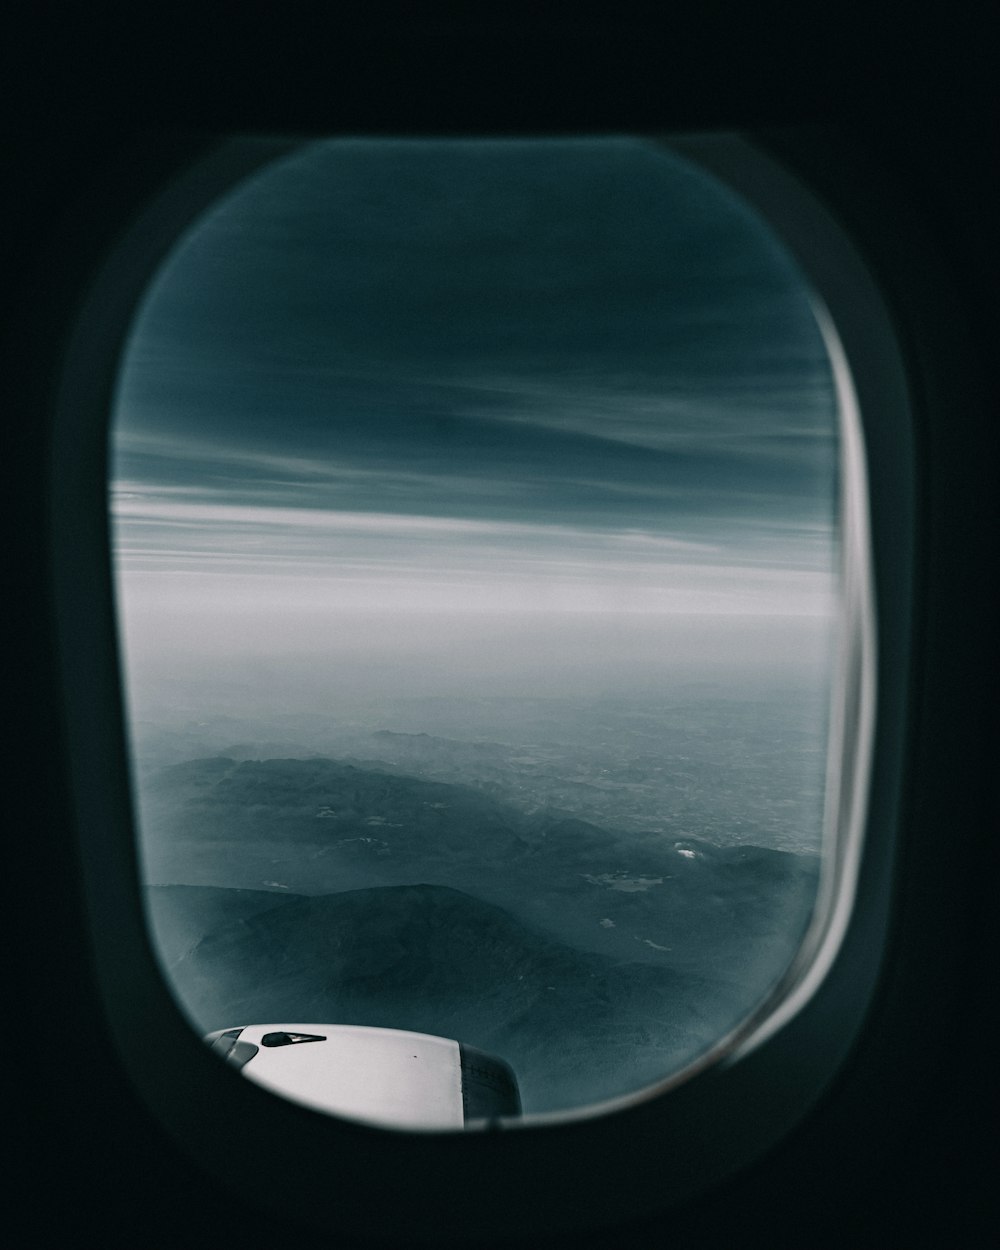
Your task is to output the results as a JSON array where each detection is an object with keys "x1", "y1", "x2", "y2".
[{"x1": 111, "y1": 138, "x2": 839, "y2": 1120}]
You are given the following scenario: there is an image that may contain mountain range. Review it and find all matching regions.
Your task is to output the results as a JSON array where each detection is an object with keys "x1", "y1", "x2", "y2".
[
  {"x1": 149, "y1": 881, "x2": 754, "y2": 1113},
  {"x1": 139, "y1": 753, "x2": 821, "y2": 1111}
]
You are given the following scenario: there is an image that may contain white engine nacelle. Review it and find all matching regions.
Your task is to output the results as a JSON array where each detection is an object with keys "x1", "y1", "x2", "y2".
[{"x1": 205, "y1": 1023, "x2": 521, "y2": 1130}]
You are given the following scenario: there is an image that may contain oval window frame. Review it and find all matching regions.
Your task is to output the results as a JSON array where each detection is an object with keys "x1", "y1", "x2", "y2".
[{"x1": 48, "y1": 130, "x2": 913, "y2": 1242}]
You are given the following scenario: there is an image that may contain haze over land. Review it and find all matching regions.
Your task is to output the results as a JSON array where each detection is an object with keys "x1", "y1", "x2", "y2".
[{"x1": 111, "y1": 138, "x2": 839, "y2": 1115}]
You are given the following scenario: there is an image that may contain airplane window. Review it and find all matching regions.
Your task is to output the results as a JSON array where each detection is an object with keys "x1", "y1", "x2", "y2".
[{"x1": 109, "y1": 137, "x2": 846, "y2": 1126}]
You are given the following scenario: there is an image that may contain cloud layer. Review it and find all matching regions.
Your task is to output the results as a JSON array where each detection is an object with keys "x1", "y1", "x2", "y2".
[{"x1": 110, "y1": 138, "x2": 840, "y2": 695}]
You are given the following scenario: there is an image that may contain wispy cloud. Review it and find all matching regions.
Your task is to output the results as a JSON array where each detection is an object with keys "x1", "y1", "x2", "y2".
[{"x1": 111, "y1": 495, "x2": 720, "y2": 551}]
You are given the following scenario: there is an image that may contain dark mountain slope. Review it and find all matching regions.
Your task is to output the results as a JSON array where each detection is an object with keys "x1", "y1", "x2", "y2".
[
  {"x1": 145, "y1": 882, "x2": 300, "y2": 964},
  {"x1": 148, "y1": 882, "x2": 749, "y2": 1112}
]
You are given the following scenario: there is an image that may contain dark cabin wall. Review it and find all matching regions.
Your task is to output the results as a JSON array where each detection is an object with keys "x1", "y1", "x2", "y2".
[{"x1": 4, "y1": 8, "x2": 995, "y2": 1248}]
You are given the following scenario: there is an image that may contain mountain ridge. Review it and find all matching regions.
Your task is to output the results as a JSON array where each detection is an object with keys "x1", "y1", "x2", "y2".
[{"x1": 147, "y1": 880, "x2": 748, "y2": 1112}]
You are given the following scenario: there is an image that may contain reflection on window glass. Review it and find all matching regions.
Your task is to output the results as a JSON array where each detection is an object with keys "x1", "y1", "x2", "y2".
[{"x1": 111, "y1": 138, "x2": 839, "y2": 1120}]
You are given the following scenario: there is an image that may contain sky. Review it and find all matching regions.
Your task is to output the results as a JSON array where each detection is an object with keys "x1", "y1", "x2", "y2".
[{"x1": 110, "y1": 138, "x2": 840, "y2": 707}]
